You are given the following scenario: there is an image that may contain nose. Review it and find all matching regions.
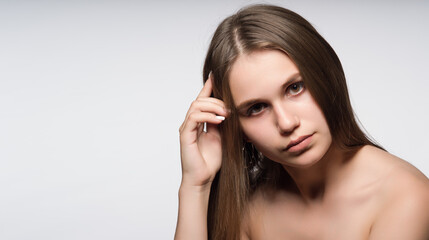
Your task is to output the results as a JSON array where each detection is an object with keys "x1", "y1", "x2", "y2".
[{"x1": 273, "y1": 102, "x2": 300, "y2": 134}]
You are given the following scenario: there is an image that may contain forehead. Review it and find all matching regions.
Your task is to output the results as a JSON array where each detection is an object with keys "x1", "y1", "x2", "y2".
[{"x1": 229, "y1": 49, "x2": 299, "y2": 105}]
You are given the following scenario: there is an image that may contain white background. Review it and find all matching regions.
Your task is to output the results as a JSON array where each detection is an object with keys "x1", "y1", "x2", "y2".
[{"x1": 1, "y1": 0, "x2": 428, "y2": 239}]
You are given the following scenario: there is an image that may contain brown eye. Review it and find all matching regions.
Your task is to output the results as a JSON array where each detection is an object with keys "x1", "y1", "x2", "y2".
[
  {"x1": 286, "y1": 81, "x2": 304, "y2": 96},
  {"x1": 246, "y1": 103, "x2": 267, "y2": 116}
]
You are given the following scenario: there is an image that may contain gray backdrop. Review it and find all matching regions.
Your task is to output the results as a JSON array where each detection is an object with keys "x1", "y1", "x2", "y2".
[{"x1": 1, "y1": 0, "x2": 428, "y2": 239}]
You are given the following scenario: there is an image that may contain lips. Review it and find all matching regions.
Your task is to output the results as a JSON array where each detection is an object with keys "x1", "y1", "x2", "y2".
[{"x1": 284, "y1": 134, "x2": 313, "y2": 151}]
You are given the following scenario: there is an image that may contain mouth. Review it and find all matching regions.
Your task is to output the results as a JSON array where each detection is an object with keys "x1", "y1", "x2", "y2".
[{"x1": 284, "y1": 134, "x2": 313, "y2": 152}]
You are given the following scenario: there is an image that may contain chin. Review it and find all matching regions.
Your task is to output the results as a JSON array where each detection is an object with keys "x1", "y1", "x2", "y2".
[
  {"x1": 284, "y1": 158, "x2": 320, "y2": 169},
  {"x1": 280, "y1": 146, "x2": 327, "y2": 169}
]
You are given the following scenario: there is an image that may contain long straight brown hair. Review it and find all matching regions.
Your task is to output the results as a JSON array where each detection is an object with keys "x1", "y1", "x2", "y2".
[{"x1": 202, "y1": 4, "x2": 382, "y2": 239}]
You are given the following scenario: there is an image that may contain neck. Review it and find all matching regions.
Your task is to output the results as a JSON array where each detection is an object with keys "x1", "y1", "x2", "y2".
[{"x1": 282, "y1": 145, "x2": 356, "y2": 204}]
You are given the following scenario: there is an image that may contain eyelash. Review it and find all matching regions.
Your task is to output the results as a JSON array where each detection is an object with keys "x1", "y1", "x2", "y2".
[
  {"x1": 287, "y1": 81, "x2": 305, "y2": 96},
  {"x1": 246, "y1": 103, "x2": 267, "y2": 116},
  {"x1": 245, "y1": 81, "x2": 305, "y2": 116}
]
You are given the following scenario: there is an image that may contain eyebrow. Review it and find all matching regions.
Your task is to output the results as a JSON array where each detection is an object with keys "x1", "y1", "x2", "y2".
[{"x1": 235, "y1": 73, "x2": 301, "y2": 113}]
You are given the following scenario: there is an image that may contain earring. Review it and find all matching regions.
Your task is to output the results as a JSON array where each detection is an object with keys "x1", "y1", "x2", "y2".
[{"x1": 242, "y1": 142, "x2": 265, "y2": 182}]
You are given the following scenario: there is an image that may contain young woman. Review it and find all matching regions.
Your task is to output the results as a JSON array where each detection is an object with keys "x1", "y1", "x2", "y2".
[{"x1": 175, "y1": 4, "x2": 429, "y2": 240}]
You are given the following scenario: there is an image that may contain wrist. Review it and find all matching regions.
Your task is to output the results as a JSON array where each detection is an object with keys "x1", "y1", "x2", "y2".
[{"x1": 179, "y1": 180, "x2": 212, "y2": 195}]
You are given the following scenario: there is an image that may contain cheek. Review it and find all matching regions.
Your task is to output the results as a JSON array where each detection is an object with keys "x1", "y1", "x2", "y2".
[
  {"x1": 240, "y1": 118, "x2": 272, "y2": 144},
  {"x1": 313, "y1": 107, "x2": 329, "y2": 132},
  {"x1": 305, "y1": 101, "x2": 332, "y2": 143},
  {"x1": 301, "y1": 95, "x2": 329, "y2": 129}
]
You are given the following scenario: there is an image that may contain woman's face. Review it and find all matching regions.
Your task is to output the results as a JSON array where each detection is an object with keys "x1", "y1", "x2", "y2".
[{"x1": 229, "y1": 49, "x2": 332, "y2": 168}]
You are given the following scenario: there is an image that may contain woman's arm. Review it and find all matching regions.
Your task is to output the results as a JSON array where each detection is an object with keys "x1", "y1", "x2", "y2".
[
  {"x1": 176, "y1": 184, "x2": 251, "y2": 240},
  {"x1": 175, "y1": 184, "x2": 211, "y2": 239},
  {"x1": 174, "y1": 75, "x2": 228, "y2": 239}
]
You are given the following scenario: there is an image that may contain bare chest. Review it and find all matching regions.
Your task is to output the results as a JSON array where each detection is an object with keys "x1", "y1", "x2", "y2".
[{"x1": 248, "y1": 193, "x2": 378, "y2": 240}]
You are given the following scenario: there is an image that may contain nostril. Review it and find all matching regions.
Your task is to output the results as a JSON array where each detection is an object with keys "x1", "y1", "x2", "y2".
[
  {"x1": 277, "y1": 115, "x2": 300, "y2": 134},
  {"x1": 273, "y1": 103, "x2": 300, "y2": 134}
]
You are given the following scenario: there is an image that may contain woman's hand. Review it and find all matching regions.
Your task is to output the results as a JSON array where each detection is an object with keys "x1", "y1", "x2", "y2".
[{"x1": 179, "y1": 74, "x2": 228, "y2": 189}]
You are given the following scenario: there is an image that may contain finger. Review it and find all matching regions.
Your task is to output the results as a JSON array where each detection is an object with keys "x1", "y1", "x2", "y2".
[
  {"x1": 187, "y1": 100, "x2": 228, "y2": 117},
  {"x1": 180, "y1": 112, "x2": 225, "y2": 135},
  {"x1": 195, "y1": 97, "x2": 226, "y2": 109},
  {"x1": 181, "y1": 99, "x2": 228, "y2": 132},
  {"x1": 183, "y1": 98, "x2": 227, "y2": 127},
  {"x1": 197, "y1": 72, "x2": 213, "y2": 98}
]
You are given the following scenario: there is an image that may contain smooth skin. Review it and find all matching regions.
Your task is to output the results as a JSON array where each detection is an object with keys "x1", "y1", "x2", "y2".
[
  {"x1": 175, "y1": 50, "x2": 429, "y2": 239},
  {"x1": 230, "y1": 50, "x2": 429, "y2": 239},
  {"x1": 175, "y1": 74, "x2": 228, "y2": 240}
]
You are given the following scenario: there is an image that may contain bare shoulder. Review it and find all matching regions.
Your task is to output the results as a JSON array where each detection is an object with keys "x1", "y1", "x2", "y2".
[
  {"x1": 356, "y1": 145, "x2": 428, "y2": 190},
  {"x1": 356, "y1": 145, "x2": 429, "y2": 239}
]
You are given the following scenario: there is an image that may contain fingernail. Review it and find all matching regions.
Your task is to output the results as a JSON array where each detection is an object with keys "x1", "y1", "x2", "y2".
[
  {"x1": 216, "y1": 115, "x2": 225, "y2": 121},
  {"x1": 208, "y1": 71, "x2": 212, "y2": 79}
]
